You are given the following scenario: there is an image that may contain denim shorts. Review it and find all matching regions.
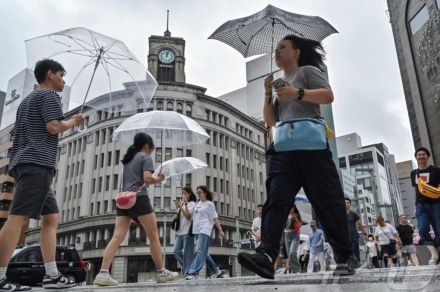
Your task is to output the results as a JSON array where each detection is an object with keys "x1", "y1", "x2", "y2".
[{"x1": 10, "y1": 164, "x2": 58, "y2": 220}]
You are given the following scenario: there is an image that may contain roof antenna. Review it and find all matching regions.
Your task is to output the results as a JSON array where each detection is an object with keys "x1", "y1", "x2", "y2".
[{"x1": 164, "y1": 10, "x2": 171, "y2": 37}]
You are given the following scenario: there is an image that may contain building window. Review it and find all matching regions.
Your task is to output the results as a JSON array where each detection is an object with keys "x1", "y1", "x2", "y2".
[
  {"x1": 115, "y1": 150, "x2": 120, "y2": 165},
  {"x1": 206, "y1": 176, "x2": 211, "y2": 189},
  {"x1": 165, "y1": 148, "x2": 172, "y2": 161},
  {"x1": 107, "y1": 152, "x2": 112, "y2": 166},
  {"x1": 154, "y1": 197, "x2": 161, "y2": 209},
  {"x1": 105, "y1": 175, "x2": 110, "y2": 191},
  {"x1": 186, "y1": 104, "x2": 192, "y2": 116},
  {"x1": 157, "y1": 101, "x2": 164, "y2": 111},
  {"x1": 410, "y1": 5, "x2": 429, "y2": 35},
  {"x1": 177, "y1": 103, "x2": 183, "y2": 114},
  {"x1": 186, "y1": 149, "x2": 192, "y2": 157},
  {"x1": 100, "y1": 153, "x2": 104, "y2": 168},
  {"x1": 206, "y1": 153, "x2": 210, "y2": 166},
  {"x1": 213, "y1": 178, "x2": 217, "y2": 192},
  {"x1": 113, "y1": 174, "x2": 119, "y2": 190},
  {"x1": 166, "y1": 101, "x2": 173, "y2": 111},
  {"x1": 213, "y1": 155, "x2": 217, "y2": 169}
]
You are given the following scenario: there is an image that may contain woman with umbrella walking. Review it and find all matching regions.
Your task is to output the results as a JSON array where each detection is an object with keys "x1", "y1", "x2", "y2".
[
  {"x1": 93, "y1": 133, "x2": 179, "y2": 286},
  {"x1": 238, "y1": 35, "x2": 356, "y2": 279}
]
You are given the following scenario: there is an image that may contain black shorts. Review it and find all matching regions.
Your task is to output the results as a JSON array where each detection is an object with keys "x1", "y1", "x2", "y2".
[
  {"x1": 380, "y1": 242, "x2": 397, "y2": 256},
  {"x1": 10, "y1": 164, "x2": 58, "y2": 220},
  {"x1": 116, "y1": 195, "x2": 154, "y2": 219}
]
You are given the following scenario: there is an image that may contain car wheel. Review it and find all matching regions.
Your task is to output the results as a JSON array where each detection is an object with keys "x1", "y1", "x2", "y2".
[{"x1": 66, "y1": 274, "x2": 76, "y2": 283}]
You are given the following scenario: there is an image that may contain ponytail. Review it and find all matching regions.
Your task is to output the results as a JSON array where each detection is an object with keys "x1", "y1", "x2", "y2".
[{"x1": 121, "y1": 132, "x2": 155, "y2": 164}]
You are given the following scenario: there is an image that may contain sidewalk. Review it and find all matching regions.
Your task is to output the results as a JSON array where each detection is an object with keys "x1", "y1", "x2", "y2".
[{"x1": 31, "y1": 266, "x2": 440, "y2": 292}]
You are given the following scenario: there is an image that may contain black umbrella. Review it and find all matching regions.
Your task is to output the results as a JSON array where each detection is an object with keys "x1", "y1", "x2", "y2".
[{"x1": 208, "y1": 4, "x2": 338, "y2": 72}]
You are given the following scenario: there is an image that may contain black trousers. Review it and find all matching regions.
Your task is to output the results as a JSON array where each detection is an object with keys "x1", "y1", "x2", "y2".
[{"x1": 256, "y1": 144, "x2": 353, "y2": 263}]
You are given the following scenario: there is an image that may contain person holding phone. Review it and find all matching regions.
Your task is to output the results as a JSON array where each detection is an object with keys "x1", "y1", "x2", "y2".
[
  {"x1": 173, "y1": 186, "x2": 197, "y2": 276},
  {"x1": 238, "y1": 35, "x2": 356, "y2": 279}
]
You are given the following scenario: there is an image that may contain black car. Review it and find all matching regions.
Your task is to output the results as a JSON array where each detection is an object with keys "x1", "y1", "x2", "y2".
[{"x1": 7, "y1": 245, "x2": 87, "y2": 287}]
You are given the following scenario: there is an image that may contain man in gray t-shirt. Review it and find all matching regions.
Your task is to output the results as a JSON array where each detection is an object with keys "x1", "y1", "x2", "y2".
[{"x1": 122, "y1": 152, "x2": 154, "y2": 196}]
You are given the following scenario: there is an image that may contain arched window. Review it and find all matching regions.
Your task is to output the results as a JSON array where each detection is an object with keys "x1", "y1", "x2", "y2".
[
  {"x1": 157, "y1": 101, "x2": 164, "y2": 111},
  {"x1": 147, "y1": 102, "x2": 154, "y2": 112},
  {"x1": 167, "y1": 101, "x2": 174, "y2": 111},
  {"x1": 137, "y1": 102, "x2": 144, "y2": 113},
  {"x1": 176, "y1": 102, "x2": 183, "y2": 114},
  {"x1": 186, "y1": 104, "x2": 192, "y2": 116}
]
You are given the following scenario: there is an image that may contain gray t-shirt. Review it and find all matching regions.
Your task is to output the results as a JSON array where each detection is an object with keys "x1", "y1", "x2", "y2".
[
  {"x1": 122, "y1": 152, "x2": 154, "y2": 196},
  {"x1": 275, "y1": 65, "x2": 331, "y2": 121}
]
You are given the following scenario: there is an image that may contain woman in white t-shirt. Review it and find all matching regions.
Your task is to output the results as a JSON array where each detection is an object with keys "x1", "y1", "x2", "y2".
[
  {"x1": 185, "y1": 186, "x2": 225, "y2": 280},
  {"x1": 173, "y1": 186, "x2": 197, "y2": 275},
  {"x1": 374, "y1": 216, "x2": 401, "y2": 268}
]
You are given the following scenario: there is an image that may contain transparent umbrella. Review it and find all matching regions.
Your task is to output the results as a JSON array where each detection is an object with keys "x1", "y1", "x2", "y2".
[
  {"x1": 153, "y1": 157, "x2": 207, "y2": 179},
  {"x1": 25, "y1": 27, "x2": 157, "y2": 114},
  {"x1": 112, "y1": 110, "x2": 209, "y2": 147}
]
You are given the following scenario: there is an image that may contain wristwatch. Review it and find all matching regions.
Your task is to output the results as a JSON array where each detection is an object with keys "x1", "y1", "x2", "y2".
[{"x1": 297, "y1": 88, "x2": 305, "y2": 100}]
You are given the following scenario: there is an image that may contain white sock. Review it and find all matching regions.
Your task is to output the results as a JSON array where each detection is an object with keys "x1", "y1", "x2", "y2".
[
  {"x1": 0, "y1": 267, "x2": 6, "y2": 279},
  {"x1": 44, "y1": 262, "x2": 59, "y2": 277},
  {"x1": 99, "y1": 270, "x2": 110, "y2": 277},
  {"x1": 157, "y1": 268, "x2": 165, "y2": 273}
]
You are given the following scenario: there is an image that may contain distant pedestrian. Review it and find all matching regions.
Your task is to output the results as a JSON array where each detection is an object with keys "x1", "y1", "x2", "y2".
[
  {"x1": 184, "y1": 186, "x2": 225, "y2": 280},
  {"x1": 0, "y1": 59, "x2": 83, "y2": 291},
  {"x1": 374, "y1": 216, "x2": 401, "y2": 268},
  {"x1": 410, "y1": 147, "x2": 440, "y2": 265},
  {"x1": 307, "y1": 221, "x2": 325, "y2": 273},
  {"x1": 365, "y1": 234, "x2": 379, "y2": 268},
  {"x1": 284, "y1": 206, "x2": 302, "y2": 273},
  {"x1": 251, "y1": 204, "x2": 263, "y2": 247},
  {"x1": 396, "y1": 214, "x2": 419, "y2": 266},
  {"x1": 93, "y1": 133, "x2": 179, "y2": 286},
  {"x1": 173, "y1": 186, "x2": 197, "y2": 275},
  {"x1": 238, "y1": 34, "x2": 356, "y2": 279},
  {"x1": 345, "y1": 197, "x2": 367, "y2": 262},
  {"x1": 298, "y1": 239, "x2": 309, "y2": 273}
]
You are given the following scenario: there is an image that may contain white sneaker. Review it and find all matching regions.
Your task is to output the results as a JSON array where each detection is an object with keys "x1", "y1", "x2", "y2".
[
  {"x1": 156, "y1": 269, "x2": 180, "y2": 283},
  {"x1": 208, "y1": 269, "x2": 225, "y2": 279},
  {"x1": 184, "y1": 275, "x2": 199, "y2": 280},
  {"x1": 93, "y1": 273, "x2": 119, "y2": 286},
  {"x1": 42, "y1": 273, "x2": 76, "y2": 289}
]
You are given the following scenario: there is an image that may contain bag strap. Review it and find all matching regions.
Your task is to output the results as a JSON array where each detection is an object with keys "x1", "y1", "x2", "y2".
[
  {"x1": 119, "y1": 165, "x2": 146, "y2": 194},
  {"x1": 379, "y1": 226, "x2": 394, "y2": 241}
]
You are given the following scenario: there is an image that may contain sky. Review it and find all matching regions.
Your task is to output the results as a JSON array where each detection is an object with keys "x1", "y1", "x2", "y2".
[{"x1": 0, "y1": 0, "x2": 414, "y2": 162}]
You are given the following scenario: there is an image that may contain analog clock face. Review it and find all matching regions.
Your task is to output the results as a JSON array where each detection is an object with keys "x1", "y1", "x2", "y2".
[{"x1": 159, "y1": 49, "x2": 175, "y2": 64}]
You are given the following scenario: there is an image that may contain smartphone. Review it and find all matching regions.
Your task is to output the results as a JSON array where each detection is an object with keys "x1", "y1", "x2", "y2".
[{"x1": 271, "y1": 78, "x2": 286, "y2": 89}]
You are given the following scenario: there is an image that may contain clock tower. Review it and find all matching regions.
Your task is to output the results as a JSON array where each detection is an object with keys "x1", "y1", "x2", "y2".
[{"x1": 148, "y1": 11, "x2": 186, "y2": 83}]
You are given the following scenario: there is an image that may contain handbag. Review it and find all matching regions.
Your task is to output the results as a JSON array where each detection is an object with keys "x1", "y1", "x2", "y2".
[
  {"x1": 114, "y1": 168, "x2": 145, "y2": 210},
  {"x1": 115, "y1": 191, "x2": 137, "y2": 209},
  {"x1": 273, "y1": 118, "x2": 327, "y2": 152},
  {"x1": 170, "y1": 209, "x2": 181, "y2": 231}
]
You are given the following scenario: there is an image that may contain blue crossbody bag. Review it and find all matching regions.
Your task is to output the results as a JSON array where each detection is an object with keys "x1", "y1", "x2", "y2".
[{"x1": 273, "y1": 118, "x2": 327, "y2": 152}]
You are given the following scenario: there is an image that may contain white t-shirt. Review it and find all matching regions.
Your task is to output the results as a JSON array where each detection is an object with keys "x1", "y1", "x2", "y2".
[
  {"x1": 374, "y1": 223, "x2": 397, "y2": 245},
  {"x1": 366, "y1": 241, "x2": 378, "y2": 256},
  {"x1": 252, "y1": 217, "x2": 261, "y2": 235},
  {"x1": 192, "y1": 201, "x2": 218, "y2": 236},
  {"x1": 176, "y1": 201, "x2": 196, "y2": 236}
]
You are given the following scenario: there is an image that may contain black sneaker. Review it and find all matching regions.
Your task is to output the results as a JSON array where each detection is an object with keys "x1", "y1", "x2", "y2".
[
  {"x1": 238, "y1": 252, "x2": 274, "y2": 279},
  {"x1": 0, "y1": 277, "x2": 32, "y2": 291},
  {"x1": 333, "y1": 254, "x2": 358, "y2": 276},
  {"x1": 42, "y1": 273, "x2": 75, "y2": 290}
]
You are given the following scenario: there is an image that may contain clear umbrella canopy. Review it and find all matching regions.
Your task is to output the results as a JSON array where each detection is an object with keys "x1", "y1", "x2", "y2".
[
  {"x1": 112, "y1": 110, "x2": 209, "y2": 147},
  {"x1": 25, "y1": 27, "x2": 157, "y2": 113},
  {"x1": 153, "y1": 157, "x2": 207, "y2": 179}
]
